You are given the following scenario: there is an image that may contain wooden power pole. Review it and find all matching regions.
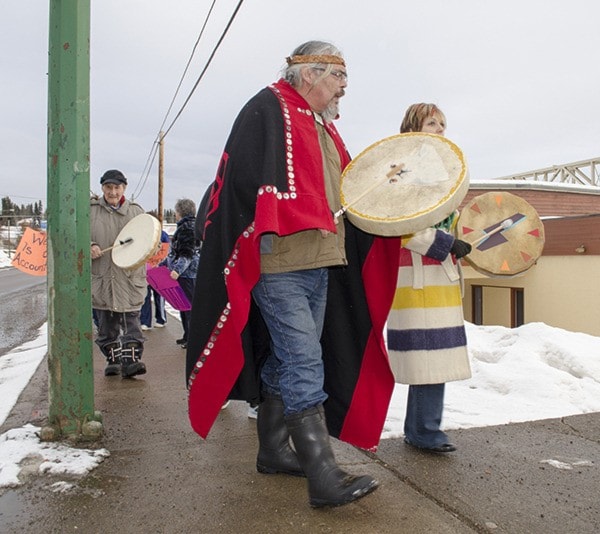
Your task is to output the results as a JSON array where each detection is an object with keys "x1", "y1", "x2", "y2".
[{"x1": 158, "y1": 132, "x2": 165, "y2": 224}]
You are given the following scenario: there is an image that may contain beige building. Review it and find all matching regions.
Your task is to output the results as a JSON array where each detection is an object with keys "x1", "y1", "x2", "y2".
[{"x1": 458, "y1": 181, "x2": 600, "y2": 337}]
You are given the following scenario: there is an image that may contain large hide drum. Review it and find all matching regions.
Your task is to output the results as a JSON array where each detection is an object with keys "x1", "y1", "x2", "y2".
[
  {"x1": 458, "y1": 191, "x2": 545, "y2": 276},
  {"x1": 111, "y1": 213, "x2": 162, "y2": 271},
  {"x1": 340, "y1": 133, "x2": 469, "y2": 236}
]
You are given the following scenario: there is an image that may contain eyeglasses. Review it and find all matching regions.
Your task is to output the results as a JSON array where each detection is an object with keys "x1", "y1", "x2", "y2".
[{"x1": 313, "y1": 67, "x2": 348, "y2": 82}]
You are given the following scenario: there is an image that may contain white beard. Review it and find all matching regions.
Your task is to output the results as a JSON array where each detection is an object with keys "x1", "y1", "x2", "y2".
[{"x1": 321, "y1": 100, "x2": 340, "y2": 123}]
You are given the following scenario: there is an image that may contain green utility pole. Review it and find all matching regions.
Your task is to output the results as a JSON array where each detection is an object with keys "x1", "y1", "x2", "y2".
[{"x1": 46, "y1": 0, "x2": 101, "y2": 439}]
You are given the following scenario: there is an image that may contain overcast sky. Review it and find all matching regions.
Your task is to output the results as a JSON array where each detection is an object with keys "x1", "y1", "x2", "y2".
[{"x1": 2, "y1": 1, "x2": 599, "y2": 213}]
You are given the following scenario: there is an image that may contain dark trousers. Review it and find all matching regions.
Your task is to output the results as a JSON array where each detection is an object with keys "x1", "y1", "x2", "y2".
[
  {"x1": 178, "y1": 277, "x2": 195, "y2": 341},
  {"x1": 95, "y1": 309, "x2": 144, "y2": 353}
]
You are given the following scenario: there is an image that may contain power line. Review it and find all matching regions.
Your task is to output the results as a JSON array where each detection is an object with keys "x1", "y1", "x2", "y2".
[
  {"x1": 131, "y1": 0, "x2": 244, "y2": 201},
  {"x1": 130, "y1": 136, "x2": 160, "y2": 201},
  {"x1": 130, "y1": 0, "x2": 219, "y2": 201},
  {"x1": 158, "y1": 0, "x2": 219, "y2": 136},
  {"x1": 1, "y1": 194, "x2": 45, "y2": 201},
  {"x1": 161, "y1": 0, "x2": 245, "y2": 139}
]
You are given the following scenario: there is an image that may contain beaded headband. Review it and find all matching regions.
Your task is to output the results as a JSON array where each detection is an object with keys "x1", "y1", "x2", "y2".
[{"x1": 285, "y1": 54, "x2": 346, "y2": 67}]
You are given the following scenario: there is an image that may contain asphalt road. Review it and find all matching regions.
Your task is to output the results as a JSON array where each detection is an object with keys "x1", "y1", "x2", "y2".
[{"x1": 0, "y1": 267, "x2": 46, "y2": 355}]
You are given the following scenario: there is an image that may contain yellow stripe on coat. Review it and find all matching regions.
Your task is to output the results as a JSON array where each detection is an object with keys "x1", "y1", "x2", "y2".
[{"x1": 392, "y1": 284, "x2": 462, "y2": 310}]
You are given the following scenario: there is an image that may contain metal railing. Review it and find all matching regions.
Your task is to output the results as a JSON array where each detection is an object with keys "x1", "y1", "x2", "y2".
[{"x1": 494, "y1": 157, "x2": 600, "y2": 187}]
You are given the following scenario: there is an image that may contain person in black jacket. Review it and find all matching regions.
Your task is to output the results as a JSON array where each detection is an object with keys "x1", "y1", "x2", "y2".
[{"x1": 161, "y1": 198, "x2": 199, "y2": 349}]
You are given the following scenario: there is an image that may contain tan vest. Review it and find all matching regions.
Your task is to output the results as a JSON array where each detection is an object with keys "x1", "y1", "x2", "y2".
[{"x1": 260, "y1": 115, "x2": 347, "y2": 274}]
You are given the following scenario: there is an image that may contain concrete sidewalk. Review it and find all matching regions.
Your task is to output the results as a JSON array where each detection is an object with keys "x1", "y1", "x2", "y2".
[{"x1": 1, "y1": 319, "x2": 599, "y2": 533}]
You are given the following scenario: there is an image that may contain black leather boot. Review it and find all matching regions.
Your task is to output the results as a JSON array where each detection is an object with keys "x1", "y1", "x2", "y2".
[
  {"x1": 256, "y1": 396, "x2": 304, "y2": 477},
  {"x1": 121, "y1": 342, "x2": 146, "y2": 378},
  {"x1": 285, "y1": 405, "x2": 379, "y2": 507},
  {"x1": 102, "y1": 341, "x2": 122, "y2": 376}
]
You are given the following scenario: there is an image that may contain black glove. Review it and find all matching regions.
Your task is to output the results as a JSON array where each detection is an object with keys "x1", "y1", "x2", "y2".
[{"x1": 450, "y1": 239, "x2": 472, "y2": 259}]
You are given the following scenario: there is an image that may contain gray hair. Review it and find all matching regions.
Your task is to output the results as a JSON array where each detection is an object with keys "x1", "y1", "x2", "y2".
[
  {"x1": 174, "y1": 198, "x2": 196, "y2": 218},
  {"x1": 282, "y1": 40, "x2": 344, "y2": 89}
]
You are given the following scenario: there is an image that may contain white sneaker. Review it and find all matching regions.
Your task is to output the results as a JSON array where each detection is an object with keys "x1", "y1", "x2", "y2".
[
  {"x1": 141, "y1": 325, "x2": 152, "y2": 331},
  {"x1": 154, "y1": 323, "x2": 165, "y2": 328},
  {"x1": 247, "y1": 404, "x2": 258, "y2": 419}
]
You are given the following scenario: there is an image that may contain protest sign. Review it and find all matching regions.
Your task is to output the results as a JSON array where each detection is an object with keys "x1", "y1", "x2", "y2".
[{"x1": 11, "y1": 227, "x2": 47, "y2": 276}]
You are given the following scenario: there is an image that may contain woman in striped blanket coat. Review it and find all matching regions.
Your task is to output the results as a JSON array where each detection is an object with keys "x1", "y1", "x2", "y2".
[{"x1": 387, "y1": 103, "x2": 472, "y2": 453}]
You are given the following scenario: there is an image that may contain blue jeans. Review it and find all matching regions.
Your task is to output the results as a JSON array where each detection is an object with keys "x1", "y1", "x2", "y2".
[
  {"x1": 404, "y1": 383, "x2": 448, "y2": 448},
  {"x1": 140, "y1": 286, "x2": 166, "y2": 327},
  {"x1": 251, "y1": 268, "x2": 329, "y2": 416}
]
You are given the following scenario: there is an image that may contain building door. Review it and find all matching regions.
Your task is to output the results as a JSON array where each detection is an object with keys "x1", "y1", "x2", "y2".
[
  {"x1": 472, "y1": 285, "x2": 483, "y2": 325},
  {"x1": 512, "y1": 288, "x2": 524, "y2": 327},
  {"x1": 471, "y1": 285, "x2": 525, "y2": 328}
]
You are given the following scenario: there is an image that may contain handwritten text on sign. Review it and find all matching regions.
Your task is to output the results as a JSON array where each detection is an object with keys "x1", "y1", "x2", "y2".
[{"x1": 11, "y1": 227, "x2": 47, "y2": 276}]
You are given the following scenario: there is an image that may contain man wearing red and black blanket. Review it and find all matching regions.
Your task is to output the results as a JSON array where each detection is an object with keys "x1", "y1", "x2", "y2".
[{"x1": 186, "y1": 41, "x2": 400, "y2": 508}]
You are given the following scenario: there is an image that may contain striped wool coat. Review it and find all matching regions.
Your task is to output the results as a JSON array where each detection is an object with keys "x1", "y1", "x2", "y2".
[{"x1": 387, "y1": 226, "x2": 471, "y2": 384}]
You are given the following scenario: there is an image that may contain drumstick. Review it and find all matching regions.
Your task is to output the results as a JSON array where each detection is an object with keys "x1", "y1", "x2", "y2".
[
  {"x1": 470, "y1": 218, "x2": 513, "y2": 247},
  {"x1": 334, "y1": 163, "x2": 407, "y2": 219},
  {"x1": 100, "y1": 237, "x2": 133, "y2": 253}
]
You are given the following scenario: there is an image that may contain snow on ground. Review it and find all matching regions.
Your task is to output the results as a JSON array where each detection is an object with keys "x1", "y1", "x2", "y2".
[
  {"x1": 0, "y1": 323, "x2": 47, "y2": 425},
  {"x1": 382, "y1": 322, "x2": 600, "y2": 438},
  {"x1": 0, "y1": 424, "x2": 109, "y2": 488},
  {"x1": 0, "y1": 250, "x2": 12, "y2": 268},
  {"x1": 1, "y1": 280, "x2": 600, "y2": 488},
  {"x1": 0, "y1": 297, "x2": 182, "y2": 490},
  {"x1": 0, "y1": 322, "x2": 110, "y2": 489}
]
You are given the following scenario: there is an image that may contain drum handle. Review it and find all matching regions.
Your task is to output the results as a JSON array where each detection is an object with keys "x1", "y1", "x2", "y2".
[
  {"x1": 100, "y1": 237, "x2": 133, "y2": 254},
  {"x1": 469, "y1": 218, "x2": 513, "y2": 247},
  {"x1": 335, "y1": 163, "x2": 406, "y2": 219}
]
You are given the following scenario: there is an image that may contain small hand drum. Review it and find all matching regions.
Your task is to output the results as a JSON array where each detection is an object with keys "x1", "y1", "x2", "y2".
[
  {"x1": 340, "y1": 133, "x2": 470, "y2": 236},
  {"x1": 112, "y1": 213, "x2": 161, "y2": 271},
  {"x1": 458, "y1": 191, "x2": 545, "y2": 276}
]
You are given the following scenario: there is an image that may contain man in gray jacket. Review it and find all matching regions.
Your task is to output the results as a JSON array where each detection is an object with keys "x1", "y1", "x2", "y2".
[{"x1": 90, "y1": 169, "x2": 147, "y2": 378}]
